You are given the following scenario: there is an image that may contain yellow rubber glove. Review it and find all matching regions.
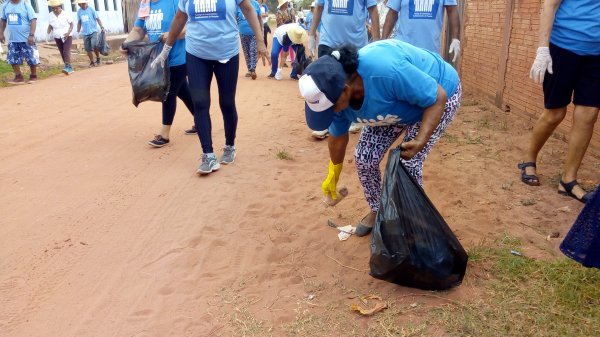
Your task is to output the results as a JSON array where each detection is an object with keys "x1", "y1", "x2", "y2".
[{"x1": 322, "y1": 160, "x2": 343, "y2": 199}]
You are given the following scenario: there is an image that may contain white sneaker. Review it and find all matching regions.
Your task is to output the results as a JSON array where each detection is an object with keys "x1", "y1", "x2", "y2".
[
  {"x1": 348, "y1": 123, "x2": 361, "y2": 134},
  {"x1": 311, "y1": 129, "x2": 329, "y2": 139}
]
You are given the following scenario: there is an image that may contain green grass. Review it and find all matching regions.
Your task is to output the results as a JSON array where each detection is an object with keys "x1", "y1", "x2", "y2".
[
  {"x1": 435, "y1": 236, "x2": 600, "y2": 337},
  {"x1": 275, "y1": 149, "x2": 294, "y2": 160}
]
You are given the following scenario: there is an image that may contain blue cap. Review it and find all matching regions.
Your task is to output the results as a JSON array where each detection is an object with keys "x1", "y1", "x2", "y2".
[{"x1": 298, "y1": 55, "x2": 346, "y2": 131}]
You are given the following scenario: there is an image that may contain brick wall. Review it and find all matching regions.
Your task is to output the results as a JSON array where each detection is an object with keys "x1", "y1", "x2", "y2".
[{"x1": 460, "y1": 0, "x2": 600, "y2": 148}]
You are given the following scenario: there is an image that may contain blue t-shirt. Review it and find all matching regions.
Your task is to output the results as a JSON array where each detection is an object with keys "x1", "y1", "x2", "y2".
[
  {"x1": 387, "y1": 0, "x2": 457, "y2": 54},
  {"x1": 315, "y1": 0, "x2": 377, "y2": 48},
  {"x1": 550, "y1": 0, "x2": 600, "y2": 56},
  {"x1": 179, "y1": 0, "x2": 243, "y2": 60},
  {"x1": 237, "y1": 0, "x2": 260, "y2": 36},
  {"x1": 134, "y1": 0, "x2": 186, "y2": 67},
  {"x1": 329, "y1": 40, "x2": 459, "y2": 137},
  {"x1": 1, "y1": 0, "x2": 37, "y2": 43},
  {"x1": 77, "y1": 7, "x2": 99, "y2": 36},
  {"x1": 305, "y1": 11, "x2": 312, "y2": 31}
]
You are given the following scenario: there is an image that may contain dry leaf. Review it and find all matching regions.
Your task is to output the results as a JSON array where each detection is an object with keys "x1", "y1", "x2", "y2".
[{"x1": 350, "y1": 302, "x2": 388, "y2": 316}]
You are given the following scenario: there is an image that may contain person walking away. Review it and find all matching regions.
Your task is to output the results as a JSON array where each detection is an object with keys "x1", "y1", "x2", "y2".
[
  {"x1": 268, "y1": 23, "x2": 305, "y2": 80},
  {"x1": 519, "y1": 0, "x2": 600, "y2": 203},
  {"x1": 75, "y1": 0, "x2": 105, "y2": 67},
  {"x1": 382, "y1": 0, "x2": 461, "y2": 60},
  {"x1": 121, "y1": 0, "x2": 196, "y2": 147},
  {"x1": 47, "y1": 0, "x2": 74, "y2": 75},
  {"x1": 151, "y1": 0, "x2": 269, "y2": 175},
  {"x1": 0, "y1": 0, "x2": 39, "y2": 84},
  {"x1": 307, "y1": 0, "x2": 380, "y2": 139},
  {"x1": 298, "y1": 41, "x2": 461, "y2": 236},
  {"x1": 259, "y1": 0, "x2": 270, "y2": 47},
  {"x1": 238, "y1": 0, "x2": 262, "y2": 80}
]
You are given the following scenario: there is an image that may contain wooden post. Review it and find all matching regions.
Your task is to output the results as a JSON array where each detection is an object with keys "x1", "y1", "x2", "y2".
[{"x1": 495, "y1": 0, "x2": 516, "y2": 108}]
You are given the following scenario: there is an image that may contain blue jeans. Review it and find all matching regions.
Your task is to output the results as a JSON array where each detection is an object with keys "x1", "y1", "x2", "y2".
[{"x1": 270, "y1": 38, "x2": 297, "y2": 77}]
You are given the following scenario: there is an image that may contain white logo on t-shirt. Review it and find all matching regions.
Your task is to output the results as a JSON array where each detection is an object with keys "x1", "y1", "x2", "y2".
[
  {"x1": 146, "y1": 10, "x2": 163, "y2": 32},
  {"x1": 194, "y1": 0, "x2": 218, "y2": 13},
  {"x1": 81, "y1": 14, "x2": 90, "y2": 22},
  {"x1": 332, "y1": 0, "x2": 348, "y2": 9},
  {"x1": 355, "y1": 114, "x2": 402, "y2": 126},
  {"x1": 414, "y1": 0, "x2": 434, "y2": 12}
]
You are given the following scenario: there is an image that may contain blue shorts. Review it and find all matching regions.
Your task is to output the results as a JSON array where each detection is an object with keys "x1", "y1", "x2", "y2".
[{"x1": 7, "y1": 42, "x2": 40, "y2": 66}]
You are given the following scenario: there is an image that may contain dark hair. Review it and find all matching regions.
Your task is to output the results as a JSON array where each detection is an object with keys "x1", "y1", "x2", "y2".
[{"x1": 331, "y1": 44, "x2": 358, "y2": 77}]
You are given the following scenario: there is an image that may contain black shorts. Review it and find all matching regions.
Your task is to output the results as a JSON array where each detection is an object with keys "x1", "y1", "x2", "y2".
[{"x1": 543, "y1": 43, "x2": 600, "y2": 109}]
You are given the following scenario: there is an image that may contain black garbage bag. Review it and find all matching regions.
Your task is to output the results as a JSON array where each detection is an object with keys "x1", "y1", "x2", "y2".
[
  {"x1": 560, "y1": 190, "x2": 600, "y2": 269},
  {"x1": 369, "y1": 147, "x2": 468, "y2": 290},
  {"x1": 124, "y1": 41, "x2": 170, "y2": 107},
  {"x1": 293, "y1": 44, "x2": 312, "y2": 76},
  {"x1": 96, "y1": 30, "x2": 110, "y2": 56}
]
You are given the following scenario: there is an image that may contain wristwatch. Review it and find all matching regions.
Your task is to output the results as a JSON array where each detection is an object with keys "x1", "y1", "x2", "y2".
[{"x1": 29, "y1": 33, "x2": 34, "y2": 37}]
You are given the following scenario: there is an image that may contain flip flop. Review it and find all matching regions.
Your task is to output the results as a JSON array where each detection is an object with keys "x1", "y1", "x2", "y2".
[{"x1": 355, "y1": 213, "x2": 375, "y2": 237}]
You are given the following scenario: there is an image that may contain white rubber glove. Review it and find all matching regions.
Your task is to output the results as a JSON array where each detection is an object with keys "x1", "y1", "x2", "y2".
[
  {"x1": 150, "y1": 44, "x2": 172, "y2": 69},
  {"x1": 448, "y1": 38, "x2": 461, "y2": 63},
  {"x1": 308, "y1": 35, "x2": 316, "y2": 56},
  {"x1": 530, "y1": 47, "x2": 553, "y2": 84}
]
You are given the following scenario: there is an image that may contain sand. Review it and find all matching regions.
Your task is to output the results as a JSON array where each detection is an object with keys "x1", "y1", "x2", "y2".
[{"x1": 0, "y1": 60, "x2": 598, "y2": 336}]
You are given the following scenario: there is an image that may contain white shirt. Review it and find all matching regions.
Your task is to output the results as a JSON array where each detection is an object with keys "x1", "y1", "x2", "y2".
[
  {"x1": 273, "y1": 23, "x2": 299, "y2": 45},
  {"x1": 48, "y1": 11, "x2": 73, "y2": 40}
]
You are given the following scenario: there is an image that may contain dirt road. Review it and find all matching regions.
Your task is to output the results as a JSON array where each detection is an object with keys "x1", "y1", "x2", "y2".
[{"x1": 0, "y1": 61, "x2": 597, "y2": 336}]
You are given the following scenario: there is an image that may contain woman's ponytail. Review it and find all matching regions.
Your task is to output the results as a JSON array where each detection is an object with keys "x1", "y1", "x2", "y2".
[{"x1": 330, "y1": 44, "x2": 358, "y2": 76}]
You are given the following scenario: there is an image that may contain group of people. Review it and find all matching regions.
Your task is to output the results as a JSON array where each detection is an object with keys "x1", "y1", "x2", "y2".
[
  {"x1": 2, "y1": 0, "x2": 598, "y2": 233},
  {"x1": 0, "y1": 0, "x2": 106, "y2": 82}
]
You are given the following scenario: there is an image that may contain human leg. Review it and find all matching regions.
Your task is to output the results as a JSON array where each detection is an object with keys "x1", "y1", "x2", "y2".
[
  {"x1": 214, "y1": 54, "x2": 239, "y2": 149},
  {"x1": 55, "y1": 38, "x2": 66, "y2": 64},
  {"x1": 402, "y1": 83, "x2": 462, "y2": 186},
  {"x1": 186, "y1": 53, "x2": 215, "y2": 154},
  {"x1": 270, "y1": 38, "x2": 283, "y2": 76},
  {"x1": 240, "y1": 35, "x2": 252, "y2": 73},
  {"x1": 248, "y1": 36, "x2": 257, "y2": 73}
]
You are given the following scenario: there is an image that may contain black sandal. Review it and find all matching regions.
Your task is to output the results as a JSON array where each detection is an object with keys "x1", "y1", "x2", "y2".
[
  {"x1": 518, "y1": 162, "x2": 540, "y2": 186},
  {"x1": 558, "y1": 180, "x2": 591, "y2": 204}
]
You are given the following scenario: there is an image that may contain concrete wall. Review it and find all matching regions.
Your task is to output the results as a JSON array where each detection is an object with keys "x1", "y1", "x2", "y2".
[
  {"x1": 459, "y1": 0, "x2": 599, "y2": 147},
  {"x1": 1, "y1": 0, "x2": 124, "y2": 41}
]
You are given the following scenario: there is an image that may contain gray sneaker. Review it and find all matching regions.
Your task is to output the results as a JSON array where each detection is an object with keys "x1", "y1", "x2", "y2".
[
  {"x1": 220, "y1": 145, "x2": 236, "y2": 164},
  {"x1": 196, "y1": 153, "x2": 220, "y2": 175}
]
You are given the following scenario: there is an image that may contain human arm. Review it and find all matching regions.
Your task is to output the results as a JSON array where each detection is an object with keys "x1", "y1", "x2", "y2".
[
  {"x1": 28, "y1": 19, "x2": 36, "y2": 45},
  {"x1": 530, "y1": 0, "x2": 562, "y2": 84},
  {"x1": 95, "y1": 10, "x2": 105, "y2": 31},
  {"x1": 151, "y1": 9, "x2": 187, "y2": 68},
  {"x1": 446, "y1": 5, "x2": 460, "y2": 62},
  {"x1": 240, "y1": 0, "x2": 269, "y2": 64},
  {"x1": 308, "y1": 5, "x2": 323, "y2": 52},
  {"x1": 382, "y1": 8, "x2": 397, "y2": 39},
  {"x1": 65, "y1": 22, "x2": 74, "y2": 39},
  {"x1": 0, "y1": 19, "x2": 6, "y2": 44},
  {"x1": 400, "y1": 85, "x2": 447, "y2": 160},
  {"x1": 120, "y1": 25, "x2": 146, "y2": 54},
  {"x1": 77, "y1": 20, "x2": 81, "y2": 33},
  {"x1": 161, "y1": 27, "x2": 186, "y2": 42},
  {"x1": 47, "y1": 24, "x2": 53, "y2": 35},
  {"x1": 367, "y1": 5, "x2": 380, "y2": 42}
]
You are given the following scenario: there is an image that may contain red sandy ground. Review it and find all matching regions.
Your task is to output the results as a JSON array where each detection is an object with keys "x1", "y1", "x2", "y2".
[{"x1": 0, "y1": 59, "x2": 598, "y2": 336}]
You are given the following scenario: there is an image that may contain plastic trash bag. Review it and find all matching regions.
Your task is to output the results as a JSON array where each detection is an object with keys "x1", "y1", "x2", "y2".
[
  {"x1": 560, "y1": 190, "x2": 600, "y2": 269},
  {"x1": 124, "y1": 41, "x2": 170, "y2": 107},
  {"x1": 369, "y1": 147, "x2": 468, "y2": 290},
  {"x1": 294, "y1": 44, "x2": 312, "y2": 76},
  {"x1": 96, "y1": 30, "x2": 110, "y2": 56}
]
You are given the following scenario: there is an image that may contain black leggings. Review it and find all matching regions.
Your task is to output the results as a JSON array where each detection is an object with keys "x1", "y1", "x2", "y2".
[
  {"x1": 263, "y1": 22, "x2": 271, "y2": 47},
  {"x1": 163, "y1": 64, "x2": 194, "y2": 125},
  {"x1": 186, "y1": 53, "x2": 239, "y2": 153}
]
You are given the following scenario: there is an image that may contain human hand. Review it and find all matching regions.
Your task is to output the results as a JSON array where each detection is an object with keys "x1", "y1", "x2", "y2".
[
  {"x1": 308, "y1": 34, "x2": 316, "y2": 55},
  {"x1": 400, "y1": 139, "x2": 426, "y2": 160},
  {"x1": 448, "y1": 38, "x2": 460, "y2": 62},
  {"x1": 150, "y1": 43, "x2": 172, "y2": 69},
  {"x1": 28, "y1": 36, "x2": 34, "y2": 46},
  {"x1": 0, "y1": 35, "x2": 5, "y2": 44},
  {"x1": 322, "y1": 160, "x2": 343, "y2": 200},
  {"x1": 101, "y1": 27, "x2": 105, "y2": 32},
  {"x1": 119, "y1": 44, "x2": 128, "y2": 55},
  {"x1": 530, "y1": 47, "x2": 552, "y2": 84},
  {"x1": 257, "y1": 40, "x2": 270, "y2": 66}
]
